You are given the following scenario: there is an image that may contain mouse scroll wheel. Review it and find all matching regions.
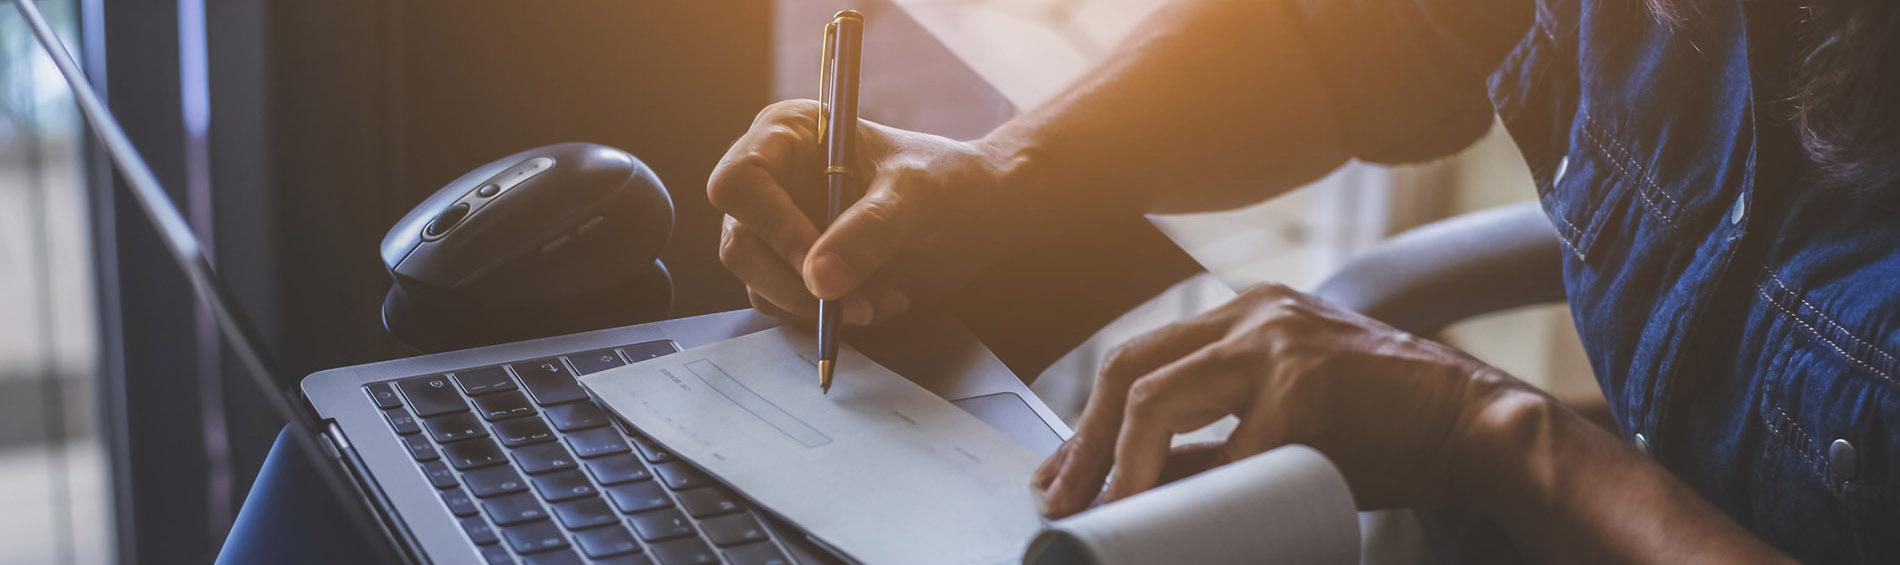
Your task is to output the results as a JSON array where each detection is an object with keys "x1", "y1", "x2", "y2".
[{"x1": 423, "y1": 203, "x2": 471, "y2": 239}]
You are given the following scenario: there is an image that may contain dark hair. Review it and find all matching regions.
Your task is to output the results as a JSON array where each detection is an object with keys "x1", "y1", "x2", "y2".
[{"x1": 1649, "y1": 0, "x2": 1900, "y2": 195}]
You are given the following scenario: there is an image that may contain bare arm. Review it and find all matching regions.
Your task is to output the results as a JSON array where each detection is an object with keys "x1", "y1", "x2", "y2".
[
  {"x1": 1459, "y1": 386, "x2": 1791, "y2": 563},
  {"x1": 979, "y1": 0, "x2": 1347, "y2": 218}
]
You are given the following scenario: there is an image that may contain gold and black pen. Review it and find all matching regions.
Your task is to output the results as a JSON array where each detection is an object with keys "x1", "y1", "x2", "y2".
[{"x1": 816, "y1": 10, "x2": 863, "y2": 394}]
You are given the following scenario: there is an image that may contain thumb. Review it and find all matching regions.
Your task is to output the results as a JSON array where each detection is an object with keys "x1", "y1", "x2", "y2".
[{"x1": 802, "y1": 181, "x2": 917, "y2": 300}]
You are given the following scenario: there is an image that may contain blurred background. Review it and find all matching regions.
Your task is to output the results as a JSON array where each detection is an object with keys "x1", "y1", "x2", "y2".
[{"x1": 0, "y1": 0, "x2": 1589, "y2": 562}]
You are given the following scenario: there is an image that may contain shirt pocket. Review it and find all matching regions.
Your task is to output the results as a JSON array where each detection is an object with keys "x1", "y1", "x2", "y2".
[
  {"x1": 1537, "y1": 118, "x2": 1687, "y2": 265},
  {"x1": 1753, "y1": 302, "x2": 1900, "y2": 560}
]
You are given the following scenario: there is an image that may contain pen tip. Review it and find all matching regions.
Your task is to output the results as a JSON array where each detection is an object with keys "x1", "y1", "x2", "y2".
[{"x1": 818, "y1": 360, "x2": 834, "y2": 394}]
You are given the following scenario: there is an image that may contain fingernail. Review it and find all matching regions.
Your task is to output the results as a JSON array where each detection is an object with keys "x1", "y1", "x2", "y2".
[
  {"x1": 876, "y1": 290, "x2": 910, "y2": 319},
  {"x1": 809, "y1": 253, "x2": 853, "y2": 298},
  {"x1": 843, "y1": 298, "x2": 873, "y2": 326}
]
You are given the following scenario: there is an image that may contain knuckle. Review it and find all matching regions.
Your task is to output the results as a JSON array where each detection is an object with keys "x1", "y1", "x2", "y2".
[
  {"x1": 761, "y1": 100, "x2": 820, "y2": 132},
  {"x1": 716, "y1": 233, "x2": 744, "y2": 268},
  {"x1": 851, "y1": 198, "x2": 901, "y2": 228},
  {"x1": 1261, "y1": 296, "x2": 1304, "y2": 320},
  {"x1": 1123, "y1": 381, "x2": 1167, "y2": 421},
  {"x1": 1098, "y1": 344, "x2": 1143, "y2": 385},
  {"x1": 759, "y1": 123, "x2": 802, "y2": 143},
  {"x1": 1244, "y1": 281, "x2": 1293, "y2": 299},
  {"x1": 761, "y1": 99, "x2": 812, "y2": 119}
]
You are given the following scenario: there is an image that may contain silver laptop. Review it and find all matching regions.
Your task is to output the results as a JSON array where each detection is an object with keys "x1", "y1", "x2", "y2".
[{"x1": 16, "y1": 1, "x2": 1071, "y2": 562}]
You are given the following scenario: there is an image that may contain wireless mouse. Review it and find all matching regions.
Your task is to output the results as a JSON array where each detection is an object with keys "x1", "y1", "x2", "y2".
[{"x1": 380, "y1": 142, "x2": 676, "y2": 351}]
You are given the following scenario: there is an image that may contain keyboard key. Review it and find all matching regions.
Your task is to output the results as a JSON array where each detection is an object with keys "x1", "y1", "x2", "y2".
[
  {"x1": 455, "y1": 366, "x2": 517, "y2": 396},
  {"x1": 648, "y1": 537, "x2": 718, "y2": 565},
  {"x1": 511, "y1": 359, "x2": 587, "y2": 405},
  {"x1": 397, "y1": 375, "x2": 468, "y2": 416},
  {"x1": 520, "y1": 548, "x2": 583, "y2": 565},
  {"x1": 479, "y1": 543, "x2": 516, "y2": 564},
  {"x1": 700, "y1": 512, "x2": 767, "y2": 547},
  {"x1": 424, "y1": 412, "x2": 490, "y2": 443},
  {"x1": 443, "y1": 437, "x2": 509, "y2": 470},
  {"x1": 493, "y1": 417, "x2": 557, "y2": 447},
  {"x1": 501, "y1": 520, "x2": 570, "y2": 554},
  {"x1": 675, "y1": 487, "x2": 742, "y2": 518},
  {"x1": 604, "y1": 481, "x2": 673, "y2": 513},
  {"x1": 653, "y1": 463, "x2": 710, "y2": 490},
  {"x1": 512, "y1": 442, "x2": 578, "y2": 475},
  {"x1": 597, "y1": 554, "x2": 656, "y2": 565},
  {"x1": 550, "y1": 497, "x2": 618, "y2": 530},
  {"x1": 484, "y1": 491, "x2": 551, "y2": 525},
  {"x1": 627, "y1": 508, "x2": 695, "y2": 542},
  {"x1": 573, "y1": 525, "x2": 642, "y2": 558},
  {"x1": 723, "y1": 542, "x2": 790, "y2": 565},
  {"x1": 442, "y1": 487, "x2": 481, "y2": 516},
  {"x1": 566, "y1": 427, "x2": 632, "y2": 459},
  {"x1": 420, "y1": 459, "x2": 460, "y2": 489},
  {"x1": 544, "y1": 402, "x2": 609, "y2": 431},
  {"x1": 475, "y1": 391, "x2": 538, "y2": 421},
  {"x1": 402, "y1": 434, "x2": 440, "y2": 462},
  {"x1": 621, "y1": 340, "x2": 680, "y2": 362},
  {"x1": 460, "y1": 515, "x2": 500, "y2": 545},
  {"x1": 383, "y1": 408, "x2": 421, "y2": 435},
  {"x1": 366, "y1": 382, "x2": 403, "y2": 408},
  {"x1": 583, "y1": 454, "x2": 652, "y2": 486},
  {"x1": 567, "y1": 348, "x2": 627, "y2": 375},
  {"x1": 629, "y1": 435, "x2": 672, "y2": 463},
  {"x1": 530, "y1": 470, "x2": 599, "y2": 502},
  {"x1": 464, "y1": 466, "x2": 529, "y2": 498}
]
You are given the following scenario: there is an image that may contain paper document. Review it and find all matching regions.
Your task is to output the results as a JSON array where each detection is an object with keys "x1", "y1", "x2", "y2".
[
  {"x1": 1024, "y1": 445, "x2": 1359, "y2": 565},
  {"x1": 580, "y1": 327, "x2": 1044, "y2": 565}
]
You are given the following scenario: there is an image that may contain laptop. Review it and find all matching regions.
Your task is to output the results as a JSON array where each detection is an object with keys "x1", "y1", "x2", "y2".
[{"x1": 15, "y1": 1, "x2": 1072, "y2": 562}]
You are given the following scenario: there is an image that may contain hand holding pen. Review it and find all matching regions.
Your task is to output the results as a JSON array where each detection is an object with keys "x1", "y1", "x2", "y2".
[{"x1": 707, "y1": 18, "x2": 1037, "y2": 393}]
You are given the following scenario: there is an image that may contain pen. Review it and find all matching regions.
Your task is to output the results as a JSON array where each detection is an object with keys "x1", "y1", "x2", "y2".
[{"x1": 817, "y1": 10, "x2": 863, "y2": 394}]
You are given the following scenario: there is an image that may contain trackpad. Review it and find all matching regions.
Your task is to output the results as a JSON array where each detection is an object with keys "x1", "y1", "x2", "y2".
[{"x1": 954, "y1": 392, "x2": 1063, "y2": 456}]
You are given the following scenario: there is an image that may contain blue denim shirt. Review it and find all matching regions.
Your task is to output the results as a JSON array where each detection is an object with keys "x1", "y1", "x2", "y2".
[{"x1": 1295, "y1": 0, "x2": 1899, "y2": 560}]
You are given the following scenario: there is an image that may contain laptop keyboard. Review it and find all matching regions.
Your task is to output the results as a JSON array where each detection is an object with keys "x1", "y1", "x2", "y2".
[{"x1": 364, "y1": 340, "x2": 794, "y2": 565}]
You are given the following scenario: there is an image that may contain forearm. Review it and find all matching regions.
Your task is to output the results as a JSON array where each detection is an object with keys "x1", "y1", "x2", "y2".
[
  {"x1": 1454, "y1": 373, "x2": 1790, "y2": 563},
  {"x1": 977, "y1": 0, "x2": 1346, "y2": 220}
]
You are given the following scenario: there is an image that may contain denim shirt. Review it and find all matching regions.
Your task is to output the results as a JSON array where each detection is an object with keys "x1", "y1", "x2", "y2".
[{"x1": 1295, "y1": 0, "x2": 1899, "y2": 560}]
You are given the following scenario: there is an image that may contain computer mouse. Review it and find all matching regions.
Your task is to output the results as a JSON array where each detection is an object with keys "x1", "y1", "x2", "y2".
[{"x1": 383, "y1": 142, "x2": 673, "y2": 302}]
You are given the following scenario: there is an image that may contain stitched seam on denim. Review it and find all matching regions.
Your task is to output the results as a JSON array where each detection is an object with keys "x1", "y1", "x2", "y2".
[
  {"x1": 1577, "y1": 120, "x2": 1681, "y2": 229},
  {"x1": 1756, "y1": 283, "x2": 1900, "y2": 389},
  {"x1": 1582, "y1": 114, "x2": 1687, "y2": 211},
  {"x1": 1763, "y1": 269, "x2": 1900, "y2": 369},
  {"x1": 1552, "y1": 230, "x2": 1585, "y2": 260},
  {"x1": 1538, "y1": 193, "x2": 1587, "y2": 260},
  {"x1": 1765, "y1": 403, "x2": 1825, "y2": 472}
]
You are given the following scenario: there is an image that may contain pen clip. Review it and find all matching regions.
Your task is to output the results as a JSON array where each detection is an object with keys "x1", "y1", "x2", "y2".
[{"x1": 817, "y1": 19, "x2": 838, "y2": 143}]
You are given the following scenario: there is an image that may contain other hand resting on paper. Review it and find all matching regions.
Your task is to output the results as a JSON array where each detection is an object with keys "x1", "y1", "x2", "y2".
[
  {"x1": 1030, "y1": 283, "x2": 1784, "y2": 562},
  {"x1": 1031, "y1": 282, "x2": 1514, "y2": 513}
]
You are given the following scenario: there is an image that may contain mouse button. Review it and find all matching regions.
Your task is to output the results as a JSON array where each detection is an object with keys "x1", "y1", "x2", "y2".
[
  {"x1": 475, "y1": 183, "x2": 500, "y2": 198},
  {"x1": 422, "y1": 203, "x2": 472, "y2": 240},
  {"x1": 491, "y1": 157, "x2": 557, "y2": 194}
]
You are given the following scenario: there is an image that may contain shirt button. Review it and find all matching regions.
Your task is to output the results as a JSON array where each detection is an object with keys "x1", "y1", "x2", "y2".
[
  {"x1": 1633, "y1": 433, "x2": 1651, "y2": 455},
  {"x1": 1552, "y1": 156, "x2": 1571, "y2": 186},
  {"x1": 1830, "y1": 438, "x2": 1858, "y2": 481},
  {"x1": 1729, "y1": 196, "x2": 1746, "y2": 225}
]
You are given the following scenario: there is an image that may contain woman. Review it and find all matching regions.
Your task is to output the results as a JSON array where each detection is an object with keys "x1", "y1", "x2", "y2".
[{"x1": 709, "y1": 0, "x2": 1898, "y2": 561}]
